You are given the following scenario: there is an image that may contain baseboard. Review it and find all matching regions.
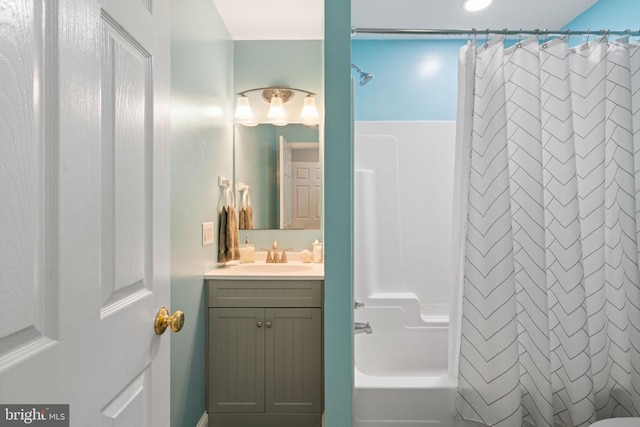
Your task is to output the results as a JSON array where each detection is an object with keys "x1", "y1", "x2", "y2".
[
  {"x1": 198, "y1": 411, "x2": 325, "y2": 426},
  {"x1": 195, "y1": 411, "x2": 208, "y2": 427}
]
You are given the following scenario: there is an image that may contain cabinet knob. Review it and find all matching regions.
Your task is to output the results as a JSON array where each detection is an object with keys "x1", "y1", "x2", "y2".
[
  {"x1": 265, "y1": 321, "x2": 272, "y2": 328},
  {"x1": 257, "y1": 321, "x2": 263, "y2": 328}
]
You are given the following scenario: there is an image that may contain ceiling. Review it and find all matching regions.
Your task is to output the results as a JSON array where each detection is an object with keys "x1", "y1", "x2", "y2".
[
  {"x1": 212, "y1": 0, "x2": 599, "y2": 40},
  {"x1": 211, "y1": 0, "x2": 324, "y2": 40},
  {"x1": 352, "y1": 0, "x2": 598, "y2": 37}
]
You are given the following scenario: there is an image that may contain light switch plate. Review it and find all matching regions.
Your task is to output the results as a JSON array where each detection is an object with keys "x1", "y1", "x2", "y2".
[{"x1": 202, "y1": 222, "x2": 214, "y2": 246}]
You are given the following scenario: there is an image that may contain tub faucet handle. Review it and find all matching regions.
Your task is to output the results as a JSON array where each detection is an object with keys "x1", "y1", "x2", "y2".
[
  {"x1": 354, "y1": 321, "x2": 373, "y2": 335},
  {"x1": 354, "y1": 300, "x2": 365, "y2": 310}
]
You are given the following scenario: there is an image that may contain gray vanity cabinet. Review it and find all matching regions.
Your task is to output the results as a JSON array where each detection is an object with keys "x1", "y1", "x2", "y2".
[
  {"x1": 209, "y1": 308, "x2": 266, "y2": 413},
  {"x1": 207, "y1": 279, "x2": 323, "y2": 427}
]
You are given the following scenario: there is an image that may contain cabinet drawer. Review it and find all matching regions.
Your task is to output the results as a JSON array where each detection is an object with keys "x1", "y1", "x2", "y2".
[{"x1": 208, "y1": 280, "x2": 323, "y2": 308}]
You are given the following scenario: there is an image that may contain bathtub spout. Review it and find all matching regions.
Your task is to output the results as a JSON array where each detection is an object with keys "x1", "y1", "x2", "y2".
[{"x1": 354, "y1": 321, "x2": 373, "y2": 335}]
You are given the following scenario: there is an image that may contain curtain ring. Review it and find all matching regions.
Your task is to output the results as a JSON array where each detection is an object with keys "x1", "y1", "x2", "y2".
[
  {"x1": 484, "y1": 28, "x2": 490, "y2": 48},
  {"x1": 584, "y1": 28, "x2": 591, "y2": 47},
  {"x1": 517, "y1": 30, "x2": 523, "y2": 48},
  {"x1": 542, "y1": 29, "x2": 549, "y2": 49},
  {"x1": 468, "y1": 28, "x2": 476, "y2": 43}
]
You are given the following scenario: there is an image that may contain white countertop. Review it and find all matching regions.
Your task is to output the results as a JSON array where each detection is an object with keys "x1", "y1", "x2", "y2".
[{"x1": 205, "y1": 258, "x2": 324, "y2": 281}]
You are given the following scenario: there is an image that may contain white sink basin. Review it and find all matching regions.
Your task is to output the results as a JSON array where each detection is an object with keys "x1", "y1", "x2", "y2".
[
  {"x1": 229, "y1": 263, "x2": 315, "y2": 274},
  {"x1": 205, "y1": 261, "x2": 324, "y2": 280}
]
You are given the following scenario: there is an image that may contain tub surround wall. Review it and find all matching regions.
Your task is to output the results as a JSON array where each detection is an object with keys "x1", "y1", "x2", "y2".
[
  {"x1": 354, "y1": 121, "x2": 459, "y2": 425},
  {"x1": 355, "y1": 121, "x2": 456, "y2": 318},
  {"x1": 354, "y1": 305, "x2": 473, "y2": 426}
]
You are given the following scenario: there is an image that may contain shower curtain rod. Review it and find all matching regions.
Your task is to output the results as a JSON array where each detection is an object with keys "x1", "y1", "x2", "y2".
[{"x1": 352, "y1": 27, "x2": 640, "y2": 37}]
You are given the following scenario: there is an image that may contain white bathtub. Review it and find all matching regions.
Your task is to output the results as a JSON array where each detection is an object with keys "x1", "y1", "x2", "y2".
[{"x1": 354, "y1": 306, "x2": 484, "y2": 427}]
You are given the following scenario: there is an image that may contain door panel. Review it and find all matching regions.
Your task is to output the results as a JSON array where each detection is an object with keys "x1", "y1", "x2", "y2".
[
  {"x1": 101, "y1": 367, "x2": 150, "y2": 426},
  {"x1": 291, "y1": 162, "x2": 322, "y2": 229},
  {"x1": 209, "y1": 308, "x2": 266, "y2": 413},
  {"x1": 265, "y1": 308, "x2": 322, "y2": 413},
  {"x1": 100, "y1": 11, "x2": 152, "y2": 309},
  {"x1": 0, "y1": 0, "x2": 58, "y2": 369}
]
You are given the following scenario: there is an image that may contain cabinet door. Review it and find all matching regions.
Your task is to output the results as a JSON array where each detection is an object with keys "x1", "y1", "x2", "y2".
[
  {"x1": 265, "y1": 308, "x2": 322, "y2": 413},
  {"x1": 209, "y1": 308, "x2": 265, "y2": 413}
]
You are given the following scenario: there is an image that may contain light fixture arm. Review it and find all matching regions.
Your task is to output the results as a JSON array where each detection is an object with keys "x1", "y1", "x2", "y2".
[{"x1": 237, "y1": 86, "x2": 317, "y2": 99}]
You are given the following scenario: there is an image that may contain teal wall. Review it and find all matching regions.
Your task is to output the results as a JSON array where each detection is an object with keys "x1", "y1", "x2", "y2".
[
  {"x1": 233, "y1": 40, "x2": 323, "y2": 250},
  {"x1": 234, "y1": 40, "x2": 323, "y2": 105},
  {"x1": 351, "y1": 0, "x2": 640, "y2": 122},
  {"x1": 324, "y1": 0, "x2": 354, "y2": 425},
  {"x1": 351, "y1": 39, "x2": 465, "y2": 121},
  {"x1": 170, "y1": 0, "x2": 233, "y2": 425},
  {"x1": 564, "y1": 0, "x2": 640, "y2": 30}
]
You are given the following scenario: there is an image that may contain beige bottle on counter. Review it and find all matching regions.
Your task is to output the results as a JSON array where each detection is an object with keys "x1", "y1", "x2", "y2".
[
  {"x1": 239, "y1": 235, "x2": 255, "y2": 263},
  {"x1": 312, "y1": 240, "x2": 323, "y2": 263}
]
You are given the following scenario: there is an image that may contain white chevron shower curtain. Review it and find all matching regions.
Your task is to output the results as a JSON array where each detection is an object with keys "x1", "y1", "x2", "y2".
[{"x1": 456, "y1": 35, "x2": 640, "y2": 427}]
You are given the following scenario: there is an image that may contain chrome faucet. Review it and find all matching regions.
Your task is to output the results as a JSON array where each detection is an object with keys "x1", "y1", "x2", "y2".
[
  {"x1": 261, "y1": 241, "x2": 293, "y2": 263},
  {"x1": 354, "y1": 321, "x2": 373, "y2": 335}
]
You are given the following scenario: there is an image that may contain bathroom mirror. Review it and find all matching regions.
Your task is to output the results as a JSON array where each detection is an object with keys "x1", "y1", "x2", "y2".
[{"x1": 234, "y1": 123, "x2": 321, "y2": 230}]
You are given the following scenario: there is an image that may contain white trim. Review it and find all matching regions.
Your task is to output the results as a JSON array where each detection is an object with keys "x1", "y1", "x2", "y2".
[
  {"x1": 290, "y1": 142, "x2": 319, "y2": 149},
  {"x1": 195, "y1": 411, "x2": 208, "y2": 427}
]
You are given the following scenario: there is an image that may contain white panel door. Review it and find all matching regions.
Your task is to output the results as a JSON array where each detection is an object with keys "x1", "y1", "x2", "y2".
[
  {"x1": 291, "y1": 162, "x2": 322, "y2": 229},
  {"x1": 0, "y1": 0, "x2": 171, "y2": 425}
]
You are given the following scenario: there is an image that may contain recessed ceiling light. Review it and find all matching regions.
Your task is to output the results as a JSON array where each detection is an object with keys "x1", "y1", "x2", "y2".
[{"x1": 463, "y1": 0, "x2": 492, "y2": 12}]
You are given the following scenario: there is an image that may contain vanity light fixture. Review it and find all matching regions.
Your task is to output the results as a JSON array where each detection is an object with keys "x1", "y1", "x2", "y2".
[
  {"x1": 462, "y1": 0, "x2": 492, "y2": 12},
  {"x1": 267, "y1": 94, "x2": 287, "y2": 126},
  {"x1": 300, "y1": 95, "x2": 320, "y2": 125},
  {"x1": 234, "y1": 95, "x2": 258, "y2": 127},
  {"x1": 234, "y1": 86, "x2": 320, "y2": 126}
]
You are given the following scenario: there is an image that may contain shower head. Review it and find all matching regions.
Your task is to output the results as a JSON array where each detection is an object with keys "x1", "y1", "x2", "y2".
[{"x1": 351, "y1": 64, "x2": 374, "y2": 86}]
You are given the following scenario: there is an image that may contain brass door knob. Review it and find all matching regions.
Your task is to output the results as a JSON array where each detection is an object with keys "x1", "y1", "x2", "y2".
[{"x1": 155, "y1": 307, "x2": 185, "y2": 335}]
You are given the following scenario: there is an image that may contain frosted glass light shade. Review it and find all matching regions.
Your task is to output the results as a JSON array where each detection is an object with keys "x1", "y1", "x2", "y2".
[
  {"x1": 234, "y1": 95, "x2": 257, "y2": 126},
  {"x1": 267, "y1": 95, "x2": 287, "y2": 126},
  {"x1": 463, "y1": 0, "x2": 492, "y2": 11},
  {"x1": 300, "y1": 96, "x2": 320, "y2": 125}
]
